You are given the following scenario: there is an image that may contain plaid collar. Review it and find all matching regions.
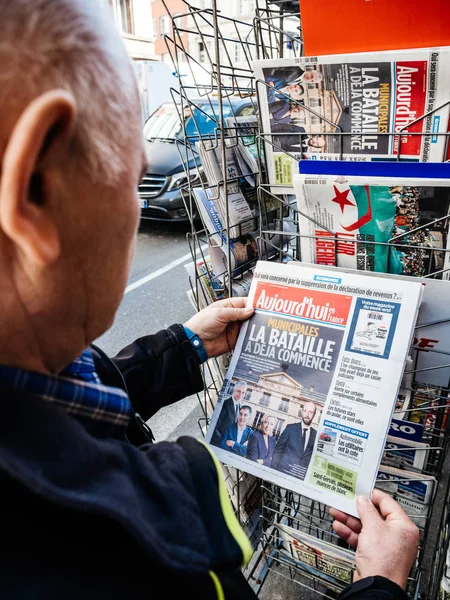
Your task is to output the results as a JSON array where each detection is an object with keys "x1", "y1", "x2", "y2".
[{"x1": 0, "y1": 349, "x2": 131, "y2": 439}]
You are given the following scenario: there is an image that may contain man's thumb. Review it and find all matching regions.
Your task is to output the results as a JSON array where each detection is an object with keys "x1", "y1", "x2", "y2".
[
  {"x1": 225, "y1": 307, "x2": 254, "y2": 321},
  {"x1": 356, "y1": 495, "x2": 381, "y2": 527}
]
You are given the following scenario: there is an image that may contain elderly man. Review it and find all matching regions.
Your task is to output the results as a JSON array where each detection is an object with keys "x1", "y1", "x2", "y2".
[
  {"x1": 0, "y1": 1, "x2": 419, "y2": 599},
  {"x1": 211, "y1": 379, "x2": 248, "y2": 447}
]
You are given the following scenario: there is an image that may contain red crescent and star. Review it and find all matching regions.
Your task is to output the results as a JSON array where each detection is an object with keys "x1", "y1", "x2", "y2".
[{"x1": 331, "y1": 184, "x2": 373, "y2": 231}]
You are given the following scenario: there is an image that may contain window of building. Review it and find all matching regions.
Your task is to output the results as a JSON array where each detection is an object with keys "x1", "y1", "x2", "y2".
[
  {"x1": 103, "y1": 0, "x2": 134, "y2": 34},
  {"x1": 152, "y1": 18, "x2": 158, "y2": 38},
  {"x1": 274, "y1": 419, "x2": 284, "y2": 438},
  {"x1": 259, "y1": 393, "x2": 271, "y2": 408},
  {"x1": 254, "y1": 411, "x2": 264, "y2": 429},
  {"x1": 278, "y1": 397, "x2": 289, "y2": 413},
  {"x1": 244, "y1": 388, "x2": 253, "y2": 403},
  {"x1": 198, "y1": 41, "x2": 205, "y2": 62},
  {"x1": 118, "y1": 0, "x2": 134, "y2": 34},
  {"x1": 160, "y1": 15, "x2": 171, "y2": 36},
  {"x1": 173, "y1": 13, "x2": 184, "y2": 28}
]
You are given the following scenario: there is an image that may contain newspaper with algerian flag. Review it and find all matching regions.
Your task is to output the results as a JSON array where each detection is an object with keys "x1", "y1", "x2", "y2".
[{"x1": 204, "y1": 259, "x2": 423, "y2": 515}]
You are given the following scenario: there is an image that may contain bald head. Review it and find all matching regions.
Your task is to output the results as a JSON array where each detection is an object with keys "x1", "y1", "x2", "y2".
[
  {"x1": 0, "y1": 0, "x2": 141, "y2": 182},
  {"x1": 301, "y1": 402, "x2": 316, "y2": 426},
  {"x1": 0, "y1": 0, "x2": 146, "y2": 375}
]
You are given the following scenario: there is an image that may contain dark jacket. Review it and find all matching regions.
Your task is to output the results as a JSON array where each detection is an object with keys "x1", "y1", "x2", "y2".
[
  {"x1": 220, "y1": 423, "x2": 254, "y2": 456},
  {"x1": 0, "y1": 325, "x2": 256, "y2": 599},
  {"x1": 271, "y1": 422, "x2": 317, "y2": 481},
  {"x1": 0, "y1": 325, "x2": 410, "y2": 600},
  {"x1": 246, "y1": 430, "x2": 276, "y2": 467},
  {"x1": 210, "y1": 394, "x2": 238, "y2": 447},
  {"x1": 90, "y1": 324, "x2": 204, "y2": 445}
]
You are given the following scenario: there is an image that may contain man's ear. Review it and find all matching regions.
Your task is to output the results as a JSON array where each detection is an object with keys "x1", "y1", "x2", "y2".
[{"x1": 0, "y1": 90, "x2": 76, "y2": 266}]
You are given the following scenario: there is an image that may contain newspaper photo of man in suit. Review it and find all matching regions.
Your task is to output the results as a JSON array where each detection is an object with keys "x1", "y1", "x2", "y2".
[
  {"x1": 271, "y1": 401, "x2": 318, "y2": 481},
  {"x1": 219, "y1": 405, "x2": 253, "y2": 457},
  {"x1": 210, "y1": 380, "x2": 248, "y2": 447}
]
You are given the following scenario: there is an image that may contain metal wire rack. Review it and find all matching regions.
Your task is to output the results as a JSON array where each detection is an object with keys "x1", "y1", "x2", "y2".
[{"x1": 161, "y1": 2, "x2": 450, "y2": 598}]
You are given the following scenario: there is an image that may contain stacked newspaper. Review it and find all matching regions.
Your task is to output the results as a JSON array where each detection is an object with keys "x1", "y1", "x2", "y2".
[
  {"x1": 204, "y1": 259, "x2": 423, "y2": 515},
  {"x1": 278, "y1": 521, "x2": 355, "y2": 590},
  {"x1": 376, "y1": 464, "x2": 436, "y2": 530},
  {"x1": 196, "y1": 140, "x2": 255, "y2": 239},
  {"x1": 252, "y1": 47, "x2": 450, "y2": 193},
  {"x1": 225, "y1": 115, "x2": 260, "y2": 188},
  {"x1": 192, "y1": 186, "x2": 296, "y2": 281},
  {"x1": 184, "y1": 254, "x2": 253, "y2": 310}
]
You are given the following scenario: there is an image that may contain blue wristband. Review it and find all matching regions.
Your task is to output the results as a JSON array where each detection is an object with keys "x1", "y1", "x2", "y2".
[{"x1": 183, "y1": 326, "x2": 208, "y2": 364}]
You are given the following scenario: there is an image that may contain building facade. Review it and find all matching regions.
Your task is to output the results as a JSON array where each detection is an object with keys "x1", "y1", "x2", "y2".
[{"x1": 227, "y1": 370, "x2": 325, "y2": 439}]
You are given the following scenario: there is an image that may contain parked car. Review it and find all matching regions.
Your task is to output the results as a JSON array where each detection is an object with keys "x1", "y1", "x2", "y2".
[{"x1": 138, "y1": 95, "x2": 256, "y2": 222}]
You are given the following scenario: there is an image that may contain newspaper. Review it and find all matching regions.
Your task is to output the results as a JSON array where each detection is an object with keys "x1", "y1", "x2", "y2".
[
  {"x1": 252, "y1": 48, "x2": 450, "y2": 193},
  {"x1": 278, "y1": 521, "x2": 355, "y2": 588},
  {"x1": 184, "y1": 254, "x2": 253, "y2": 309},
  {"x1": 225, "y1": 115, "x2": 260, "y2": 187},
  {"x1": 408, "y1": 383, "x2": 450, "y2": 430},
  {"x1": 382, "y1": 435, "x2": 430, "y2": 471},
  {"x1": 286, "y1": 261, "x2": 450, "y2": 388},
  {"x1": 293, "y1": 173, "x2": 450, "y2": 278},
  {"x1": 377, "y1": 465, "x2": 435, "y2": 504},
  {"x1": 204, "y1": 260, "x2": 423, "y2": 515},
  {"x1": 208, "y1": 220, "x2": 297, "y2": 282},
  {"x1": 376, "y1": 465, "x2": 434, "y2": 529},
  {"x1": 196, "y1": 140, "x2": 255, "y2": 239}
]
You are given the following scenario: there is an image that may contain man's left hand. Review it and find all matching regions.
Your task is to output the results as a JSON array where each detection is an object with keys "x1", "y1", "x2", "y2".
[{"x1": 184, "y1": 297, "x2": 254, "y2": 358}]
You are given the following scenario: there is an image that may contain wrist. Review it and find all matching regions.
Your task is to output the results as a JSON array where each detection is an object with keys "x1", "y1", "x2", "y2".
[
  {"x1": 341, "y1": 576, "x2": 409, "y2": 600},
  {"x1": 183, "y1": 326, "x2": 208, "y2": 364}
]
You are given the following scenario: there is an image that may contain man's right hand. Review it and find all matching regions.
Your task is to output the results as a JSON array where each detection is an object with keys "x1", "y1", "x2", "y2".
[{"x1": 329, "y1": 489, "x2": 419, "y2": 590}]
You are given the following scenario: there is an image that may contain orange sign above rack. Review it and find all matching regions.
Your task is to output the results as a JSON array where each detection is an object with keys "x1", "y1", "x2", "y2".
[{"x1": 299, "y1": 0, "x2": 450, "y2": 55}]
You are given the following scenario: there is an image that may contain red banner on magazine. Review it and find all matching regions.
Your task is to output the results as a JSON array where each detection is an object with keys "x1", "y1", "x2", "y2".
[
  {"x1": 253, "y1": 281, "x2": 353, "y2": 326},
  {"x1": 392, "y1": 61, "x2": 428, "y2": 156}
]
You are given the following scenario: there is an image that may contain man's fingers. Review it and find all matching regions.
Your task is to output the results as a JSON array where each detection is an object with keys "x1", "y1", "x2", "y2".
[
  {"x1": 332, "y1": 520, "x2": 359, "y2": 549},
  {"x1": 213, "y1": 297, "x2": 250, "y2": 309},
  {"x1": 371, "y1": 489, "x2": 411, "y2": 522},
  {"x1": 329, "y1": 507, "x2": 362, "y2": 534},
  {"x1": 216, "y1": 306, "x2": 254, "y2": 323},
  {"x1": 356, "y1": 495, "x2": 383, "y2": 528}
]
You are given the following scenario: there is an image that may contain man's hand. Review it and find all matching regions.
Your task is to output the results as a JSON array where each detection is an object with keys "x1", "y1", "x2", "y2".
[
  {"x1": 184, "y1": 297, "x2": 254, "y2": 358},
  {"x1": 329, "y1": 489, "x2": 419, "y2": 590}
]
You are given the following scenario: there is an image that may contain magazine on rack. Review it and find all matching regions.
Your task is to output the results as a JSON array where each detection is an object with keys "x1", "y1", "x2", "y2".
[
  {"x1": 204, "y1": 260, "x2": 423, "y2": 515},
  {"x1": 277, "y1": 521, "x2": 355, "y2": 588},
  {"x1": 196, "y1": 140, "x2": 255, "y2": 239},
  {"x1": 382, "y1": 435, "x2": 430, "y2": 471},
  {"x1": 252, "y1": 48, "x2": 450, "y2": 193},
  {"x1": 225, "y1": 115, "x2": 260, "y2": 188},
  {"x1": 293, "y1": 173, "x2": 450, "y2": 278},
  {"x1": 183, "y1": 254, "x2": 253, "y2": 309},
  {"x1": 376, "y1": 465, "x2": 435, "y2": 529}
]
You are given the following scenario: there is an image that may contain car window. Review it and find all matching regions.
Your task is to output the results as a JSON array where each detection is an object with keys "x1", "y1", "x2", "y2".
[
  {"x1": 237, "y1": 105, "x2": 256, "y2": 117},
  {"x1": 144, "y1": 100, "x2": 255, "y2": 141},
  {"x1": 184, "y1": 104, "x2": 233, "y2": 139},
  {"x1": 144, "y1": 103, "x2": 181, "y2": 140}
]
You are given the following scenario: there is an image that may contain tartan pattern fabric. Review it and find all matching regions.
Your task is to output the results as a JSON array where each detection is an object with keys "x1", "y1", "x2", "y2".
[{"x1": 0, "y1": 349, "x2": 131, "y2": 438}]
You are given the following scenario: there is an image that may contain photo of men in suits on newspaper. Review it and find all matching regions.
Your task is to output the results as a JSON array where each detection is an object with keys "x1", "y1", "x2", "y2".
[{"x1": 206, "y1": 310, "x2": 343, "y2": 484}]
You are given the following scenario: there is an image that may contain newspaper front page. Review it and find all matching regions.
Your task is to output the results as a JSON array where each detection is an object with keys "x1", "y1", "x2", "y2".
[
  {"x1": 252, "y1": 48, "x2": 450, "y2": 193},
  {"x1": 293, "y1": 173, "x2": 450, "y2": 278},
  {"x1": 204, "y1": 260, "x2": 423, "y2": 515}
]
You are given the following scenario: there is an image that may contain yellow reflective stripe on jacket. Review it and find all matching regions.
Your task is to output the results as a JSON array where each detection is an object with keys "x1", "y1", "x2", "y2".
[
  {"x1": 200, "y1": 440, "x2": 253, "y2": 567},
  {"x1": 209, "y1": 570, "x2": 225, "y2": 600}
]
